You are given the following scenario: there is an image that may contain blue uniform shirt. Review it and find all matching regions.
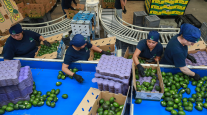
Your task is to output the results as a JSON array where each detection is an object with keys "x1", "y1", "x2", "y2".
[
  {"x1": 160, "y1": 35, "x2": 188, "y2": 67},
  {"x1": 63, "y1": 42, "x2": 92, "y2": 65},
  {"x1": 3, "y1": 30, "x2": 41, "y2": 60},
  {"x1": 136, "y1": 39, "x2": 163, "y2": 59}
]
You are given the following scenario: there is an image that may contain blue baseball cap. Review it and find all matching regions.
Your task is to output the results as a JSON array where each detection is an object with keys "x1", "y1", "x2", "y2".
[
  {"x1": 9, "y1": 23, "x2": 23, "y2": 35},
  {"x1": 70, "y1": 34, "x2": 86, "y2": 47},
  {"x1": 178, "y1": 23, "x2": 201, "y2": 43},
  {"x1": 147, "y1": 31, "x2": 160, "y2": 42}
]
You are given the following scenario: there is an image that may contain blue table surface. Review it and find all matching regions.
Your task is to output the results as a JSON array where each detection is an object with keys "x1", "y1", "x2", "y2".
[
  {"x1": 133, "y1": 68, "x2": 207, "y2": 115},
  {"x1": 4, "y1": 69, "x2": 98, "y2": 115}
]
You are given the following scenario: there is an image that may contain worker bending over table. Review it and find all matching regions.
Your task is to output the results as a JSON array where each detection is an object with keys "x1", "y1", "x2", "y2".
[
  {"x1": 133, "y1": 31, "x2": 163, "y2": 77},
  {"x1": 160, "y1": 23, "x2": 201, "y2": 81},
  {"x1": 62, "y1": 34, "x2": 112, "y2": 83},
  {"x1": 3, "y1": 24, "x2": 51, "y2": 60}
]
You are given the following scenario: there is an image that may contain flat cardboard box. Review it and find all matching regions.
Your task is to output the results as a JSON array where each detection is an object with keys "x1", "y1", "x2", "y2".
[
  {"x1": 73, "y1": 87, "x2": 127, "y2": 115},
  {"x1": 188, "y1": 41, "x2": 206, "y2": 54},
  {"x1": 0, "y1": 0, "x2": 24, "y2": 33},
  {"x1": 88, "y1": 36, "x2": 117, "y2": 61},
  {"x1": 132, "y1": 62, "x2": 164, "y2": 100}
]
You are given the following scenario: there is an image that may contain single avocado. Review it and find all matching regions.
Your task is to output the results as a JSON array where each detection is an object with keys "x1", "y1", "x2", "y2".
[
  {"x1": 192, "y1": 94, "x2": 197, "y2": 99},
  {"x1": 47, "y1": 97, "x2": 53, "y2": 101},
  {"x1": 62, "y1": 94, "x2": 68, "y2": 99},
  {"x1": 36, "y1": 95, "x2": 41, "y2": 99},
  {"x1": 165, "y1": 107, "x2": 173, "y2": 111},
  {"x1": 197, "y1": 93, "x2": 202, "y2": 98},
  {"x1": 184, "y1": 106, "x2": 193, "y2": 111},
  {"x1": 164, "y1": 88, "x2": 170, "y2": 92},
  {"x1": 18, "y1": 105, "x2": 25, "y2": 110},
  {"x1": 37, "y1": 91, "x2": 42, "y2": 95},
  {"x1": 174, "y1": 98, "x2": 181, "y2": 104},
  {"x1": 32, "y1": 100, "x2": 38, "y2": 106},
  {"x1": 58, "y1": 71, "x2": 63, "y2": 75},
  {"x1": 196, "y1": 98, "x2": 203, "y2": 102},
  {"x1": 182, "y1": 98, "x2": 188, "y2": 102},
  {"x1": 25, "y1": 103, "x2": 32, "y2": 109},
  {"x1": 148, "y1": 86, "x2": 153, "y2": 91},
  {"x1": 103, "y1": 110, "x2": 109, "y2": 115},
  {"x1": 175, "y1": 83, "x2": 181, "y2": 89},
  {"x1": 61, "y1": 75, "x2": 66, "y2": 80},
  {"x1": 135, "y1": 75, "x2": 139, "y2": 80},
  {"x1": 13, "y1": 104, "x2": 19, "y2": 110},
  {"x1": 5, "y1": 106, "x2": 14, "y2": 112},
  {"x1": 33, "y1": 90, "x2": 38, "y2": 95},
  {"x1": 97, "y1": 107, "x2": 103, "y2": 113},
  {"x1": 0, "y1": 109, "x2": 5, "y2": 114},
  {"x1": 169, "y1": 90, "x2": 176, "y2": 95},
  {"x1": 178, "y1": 106, "x2": 183, "y2": 111},
  {"x1": 110, "y1": 106, "x2": 116, "y2": 111},
  {"x1": 55, "y1": 89, "x2": 60, "y2": 95},
  {"x1": 155, "y1": 86, "x2": 161, "y2": 91},
  {"x1": 46, "y1": 91, "x2": 51, "y2": 96},
  {"x1": 197, "y1": 83, "x2": 202, "y2": 87},
  {"x1": 37, "y1": 101, "x2": 44, "y2": 107},
  {"x1": 183, "y1": 102, "x2": 189, "y2": 107},
  {"x1": 164, "y1": 97, "x2": 173, "y2": 102},
  {"x1": 7, "y1": 103, "x2": 14, "y2": 107},
  {"x1": 185, "y1": 88, "x2": 191, "y2": 95},
  {"x1": 135, "y1": 99, "x2": 142, "y2": 104},
  {"x1": 51, "y1": 89, "x2": 55, "y2": 94},
  {"x1": 171, "y1": 110, "x2": 177, "y2": 115},
  {"x1": 113, "y1": 102, "x2": 119, "y2": 108},
  {"x1": 167, "y1": 101, "x2": 174, "y2": 107},
  {"x1": 195, "y1": 105, "x2": 203, "y2": 111},
  {"x1": 53, "y1": 97, "x2": 58, "y2": 102},
  {"x1": 203, "y1": 103, "x2": 207, "y2": 109},
  {"x1": 56, "y1": 82, "x2": 62, "y2": 86},
  {"x1": 100, "y1": 99, "x2": 105, "y2": 105},
  {"x1": 102, "y1": 103, "x2": 109, "y2": 110},
  {"x1": 164, "y1": 92, "x2": 171, "y2": 97},
  {"x1": 178, "y1": 111, "x2": 185, "y2": 115},
  {"x1": 172, "y1": 94, "x2": 179, "y2": 99},
  {"x1": 46, "y1": 101, "x2": 51, "y2": 106},
  {"x1": 201, "y1": 87, "x2": 206, "y2": 92},
  {"x1": 196, "y1": 102, "x2": 203, "y2": 107},
  {"x1": 179, "y1": 89, "x2": 185, "y2": 94},
  {"x1": 109, "y1": 97, "x2": 115, "y2": 103},
  {"x1": 188, "y1": 102, "x2": 193, "y2": 107},
  {"x1": 188, "y1": 98, "x2": 195, "y2": 103},
  {"x1": 161, "y1": 101, "x2": 167, "y2": 107},
  {"x1": 57, "y1": 74, "x2": 61, "y2": 79},
  {"x1": 105, "y1": 101, "x2": 110, "y2": 106},
  {"x1": 50, "y1": 102, "x2": 56, "y2": 108}
]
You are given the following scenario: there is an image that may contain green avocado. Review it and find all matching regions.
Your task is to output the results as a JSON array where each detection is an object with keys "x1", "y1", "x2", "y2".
[
  {"x1": 135, "y1": 99, "x2": 142, "y2": 104},
  {"x1": 57, "y1": 74, "x2": 62, "y2": 79},
  {"x1": 165, "y1": 92, "x2": 171, "y2": 97},
  {"x1": 56, "y1": 82, "x2": 62, "y2": 86},
  {"x1": 203, "y1": 103, "x2": 207, "y2": 109},
  {"x1": 33, "y1": 90, "x2": 38, "y2": 95},
  {"x1": 155, "y1": 86, "x2": 161, "y2": 91},
  {"x1": 192, "y1": 94, "x2": 197, "y2": 99},
  {"x1": 18, "y1": 105, "x2": 25, "y2": 110},
  {"x1": 102, "y1": 103, "x2": 109, "y2": 110},
  {"x1": 179, "y1": 89, "x2": 185, "y2": 94},
  {"x1": 178, "y1": 111, "x2": 186, "y2": 115},
  {"x1": 46, "y1": 101, "x2": 51, "y2": 106},
  {"x1": 182, "y1": 98, "x2": 188, "y2": 102},
  {"x1": 188, "y1": 98, "x2": 195, "y2": 103},
  {"x1": 173, "y1": 104, "x2": 178, "y2": 109},
  {"x1": 61, "y1": 75, "x2": 66, "y2": 80},
  {"x1": 46, "y1": 91, "x2": 51, "y2": 96},
  {"x1": 37, "y1": 101, "x2": 44, "y2": 107},
  {"x1": 184, "y1": 106, "x2": 193, "y2": 111},
  {"x1": 167, "y1": 101, "x2": 174, "y2": 107},
  {"x1": 51, "y1": 89, "x2": 55, "y2": 94},
  {"x1": 113, "y1": 102, "x2": 119, "y2": 108},
  {"x1": 13, "y1": 104, "x2": 19, "y2": 110},
  {"x1": 7, "y1": 103, "x2": 14, "y2": 107},
  {"x1": 32, "y1": 100, "x2": 38, "y2": 106},
  {"x1": 5, "y1": 107, "x2": 14, "y2": 112},
  {"x1": 62, "y1": 94, "x2": 68, "y2": 99},
  {"x1": 50, "y1": 102, "x2": 56, "y2": 108},
  {"x1": 171, "y1": 110, "x2": 177, "y2": 115},
  {"x1": 0, "y1": 109, "x2": 5, "y2": 114},
  {"x1": 183, "y1": 102, "x2": 189, "y2": 107},
  {"x1": 148, "y1": 86, "x2": 153, "y2": 91},
  {"x1": 195, "y1": 105, "x2": 203, "y2": 111},
  {"x1": 165, "y1": 107, "x2": 173, "y2": 111},
  {"x1": 164, "y1": 97, "x2": 173, "y2": 102},
  {"x1": 185, "y1": 88, "x2": 191, "y2": 95},
  {"x1": 109, "y1": 97, "x2": 115, "y2": 103},
  {"x1": 160, "y1": 101, "x2": 166, "y2": 107},
  {"x1": 25, "y1": 103, "x2": 32, "y2": 109},
  {"x1": 55, "y1": 89, "x2": 60, "y2": 95},
  {"x1": 172, "y1": 94, "x2": 179, "y2": 99},
  {"x1": 99, "y1": 99, "x2": 105, "y2": 105},
  {"x1": 188, "y1": 102, "x2": 193, "y2": 107},
  {"x1": 47, "y1": 97, "x2": 53, "y2": 101},
  {"x1": 97, "y1": 107, "x2": 103, "y2": 113},
  {"x1": 197, "y1": 83, "x2": 202, "y2": 87},
  {"x1": 178, "y1": 106, "x2": 184, "y2": 111},
  {"x1": 174, "y1": 98, "x2": 181, "y2": 104},
  {"x1": 196, "y1": 98, "x2": 203, "y2": 102}
]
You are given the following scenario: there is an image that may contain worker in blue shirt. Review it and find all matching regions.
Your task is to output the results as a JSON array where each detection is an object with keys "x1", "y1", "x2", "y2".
[
  {"x1": 61, "y1": 0, "x2": 77, "y2": 15},
  {"x1": 3, "y1": 23, "x2": 51, "y2": 60},
  {"x1": 133, "y1": 31, "x2": 163, "y2": 76},
  {"x1": 62, "y1": 34, "x2": 112, "y2": 83},
  {"x1": 160, "y1": 23, "x2": 201, "y2": 81},
  {"x1": 115, "y1": 0, "x2": 127, "y2": 20}
]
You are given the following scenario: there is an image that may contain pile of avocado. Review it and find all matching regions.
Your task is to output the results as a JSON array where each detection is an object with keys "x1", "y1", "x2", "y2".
[
  {"x1": 160, "y1": 72, "x2": 207, "y2": 115},
  {"x1": 93, "y1": 50, "x2": 111, "y2": 60},
  {"x1": 97, "y1": 97, "x2": 124, "y2": 115},
  {"x1": 57, "y1": 68, "x2": 78, "y2": 80},
  {"x1": 139, "y1": 58, "x2": 145, "y2": 64},
  {"x1": 37, "y1": 41, "x2": 60, "y2": 56},
  {"x1": 127, "y1": 55, "x2": 133, "y2": 59},
  {"x1": 135, "y1": 67, "x2": 161, "y2": 92}
]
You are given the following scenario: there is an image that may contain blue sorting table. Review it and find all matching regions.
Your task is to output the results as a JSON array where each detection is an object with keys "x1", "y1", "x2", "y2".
[
  {"x1": 0, "y1": 59, "x2": 131, "y2": 115},
  {"x1": 132, "y1": 67, "x2": 207, "y2": 115}
]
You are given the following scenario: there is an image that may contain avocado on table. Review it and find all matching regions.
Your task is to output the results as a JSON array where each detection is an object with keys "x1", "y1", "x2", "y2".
[
  {"x1": 62, "y1": 94, "x2": 68, "y2": 99},
  {"x1": 56, "y1": 82, "x2": 62, "y2": 86},
  {"x1": 135, "y1": 99, "x2": 142, "y2": 104},
  {"x1": 203, "y1": 103, "x2": 207, "y2": 109},
  {"x1": 26, "y1": 103, "x2": 32, "y2": 109},
  {"x1": 195, "y1": 105, "x2": 203, "y2": 111},
  {"x1": 184, "y1": 106, "x2": 193, "y2": 111},
  {"x1": 171, "y1": 110, "x2": 177, "y2": 115},
  {"x1": 5, "y1": 106, "x2": 14, "y2": 112},
  {"x1": 0, "y1": 109, "x2": 5, "y2": 114}
]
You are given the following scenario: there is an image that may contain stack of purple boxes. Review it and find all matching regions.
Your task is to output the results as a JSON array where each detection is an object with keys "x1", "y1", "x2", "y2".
[
  {"x1": 0, "y1": 60, "x2": 33, "y2": 106},
  {"x1": 92, "y1": 55, "x2": 133, "y2": 95},
  {"x1": 186, "y1": 51, "x2": 207, "y2": 66}
]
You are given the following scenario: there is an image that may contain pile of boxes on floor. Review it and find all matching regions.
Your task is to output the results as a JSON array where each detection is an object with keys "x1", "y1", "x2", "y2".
[
  {"x1": 92, "y1": 55, "x2": 133, "y2": 95},
  {"x1": 0, "y1": 60, "x2": 33, "y2": 106},
  {"x1": 14, "y1": 0, "x2": 57, "y2": 18},
  {"x1": 64, "y1": 3, "x2": 85, "y2": 19},
  {"x1": 70, "y1": 11, "x2": 96, "y2": 42}
]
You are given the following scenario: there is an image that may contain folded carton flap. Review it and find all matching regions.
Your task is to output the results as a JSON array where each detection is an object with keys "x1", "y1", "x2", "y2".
[
  {"x1": 99, "y1": 44, "x2": 115, "y2": 52},
  {"x1": 188, "y1": 41, "x2": 206, "y2": 52},
  {"x1": 91, "y1": 37, "x2": 116, "y2": 47},
  {"x1": 124, "y1": 47, "x2": 129, "y2": 58},
  {"x1": 73, "y1": 88, "x2": 101, "y2": 115}
]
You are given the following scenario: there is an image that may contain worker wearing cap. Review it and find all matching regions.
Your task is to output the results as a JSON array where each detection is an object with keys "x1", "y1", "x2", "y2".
[
  {"x1": 160, "y1": 23, "x2": 201, "y2": 81},
  {"x1": 3, "y1": 23, "x2": 51, "y2": 60},
  {"x1": 62, "y1": 34, "x2": 112, "y2": 83},
  {"x1": 133, "y1": 31, "x2": 163, "y2": 77}
]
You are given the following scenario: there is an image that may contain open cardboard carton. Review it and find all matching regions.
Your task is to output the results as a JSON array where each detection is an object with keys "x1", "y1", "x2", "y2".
[
  {"x1": 35, "y1": 34, "x2": 63, "y2": 59},
  {"x1": 0, "y1": 0, "x2": 24, "y2": 33},
  {"x1": 124, "y1": 47, "x2": 156, "y2": 64},
  {"x1": 73, "y1": 87, "x2": 127, "y2": 115},
  {"x1": 88, "y1": 36, "x2": 117, "y2": 61},
  {"x1": 0, "y1": 35, "x2": 10, "y2": 54},
  {"x1": 132, "y1": 61, "x2": 164, "y2": 100},
  {"x1": 64, "y1": 4, "x2": 84, "y2": 19}
]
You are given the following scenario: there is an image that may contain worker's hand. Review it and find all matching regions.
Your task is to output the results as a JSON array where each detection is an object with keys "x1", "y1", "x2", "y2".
[
  {"x1": 101, "y1": 50, "x2": 112, "y2": 55},
  {"x1": 146, "y1": 58, "x2": 155, "y2": 63},
  {"x1": 137, "y1": 64, "x2": 145, "y2": 77},
  {"x1": 191, "y1": 73, "x2": 201, "y2": 81},
  {"x1": 43, "y1": 40, "x2": 52, "y2": 47},
  {"x1": 123, "y1": 6, "x2": 127, "y2": 14},
  {"x1": 187, "y1": 54, "x2": 197, "y2": 63},
  {"x1": 73, "y1": 73, "x2": 84, "y2": 83}
]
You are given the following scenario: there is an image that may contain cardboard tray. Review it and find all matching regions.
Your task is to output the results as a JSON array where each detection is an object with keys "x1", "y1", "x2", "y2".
[
  {"x1": 188, "y1": 41, "x2": 206, "y2": 54},
  {"x1": 73, "y1": 87, "x2": 127, "y2": 115},
  {"x1": 132, "y1": 61, "x2": 164, "y2": 100},
  {"x1": 88, "y1": 36, "x2": 116, "y2": 61}
]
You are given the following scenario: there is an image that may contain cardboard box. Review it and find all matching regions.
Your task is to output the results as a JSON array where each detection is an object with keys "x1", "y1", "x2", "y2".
[
  {"x1": 73, "y1": 87, "x2": 127, "y2": 115},
  {"x1": 88, "y1": 36, "x2": 117, "y2": 61},
  {"x1": 0, "y1": 35, "x2": 10, "y2": 54},
  {"x1": 188, "y1": 41, "x2": 206, "y2": 53},
  {"x1": 71, "y1": 3, "x2": 85, "y2": 10},
  {"x1": 0, "y1": 30, "x2": 10, "y2": 36},
  {"x1": 25, "y1": 4, "x2": 45, "y2": 18},
  {"x1": 132, "y1": 62, "x2": 164, "y2": 100},
  {"x1": 64, "y1": 9, "x2": 79, "y2": 19},
  {"x1": 0, "y1": 0, "x2": 24, "y2": 33},
  {"x1": 23, "y1": 0, "x2": 34, "y2": 4},
  {"x1": 14, "y1": 0, "x2": 24, "y2": 4},
  {"x1": 17, "y1": 2, "x2": 27, "y2": 18}
]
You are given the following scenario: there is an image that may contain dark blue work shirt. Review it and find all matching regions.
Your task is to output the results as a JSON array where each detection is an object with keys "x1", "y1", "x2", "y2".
[
  {"x1": 115, "y1": 0, "x2": 122, "y2": 9},
  {"x1": 63, "y1": 42, "x2": 92, "y2": 65},
  {"x1": 136, "y1": 39, "x2": 163, "y2": 59},
  {"x1": 3, "y1": 30, "x2": 41, "y2": 60},
  {"x1": 160, "y1": 35, "x2": 188, "y2": 67}
]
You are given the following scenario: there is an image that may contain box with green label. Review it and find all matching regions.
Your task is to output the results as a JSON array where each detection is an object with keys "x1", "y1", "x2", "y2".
[{"x1": 73, "y1": 87, "x2": 127, "y2": 115}]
